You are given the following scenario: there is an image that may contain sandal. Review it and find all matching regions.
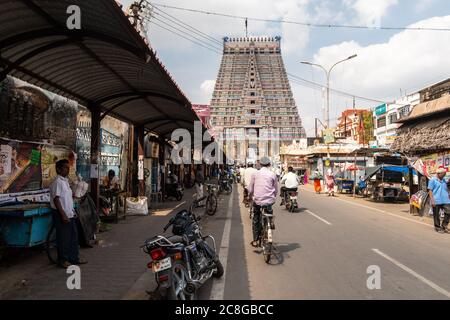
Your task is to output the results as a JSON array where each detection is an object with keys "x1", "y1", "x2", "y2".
[
  {"x1": 59, "y1": 261, "x2": 72, "y2": 269},
  {"x1": 250, "y1": 240, "x2": 259, "y2": 248}
]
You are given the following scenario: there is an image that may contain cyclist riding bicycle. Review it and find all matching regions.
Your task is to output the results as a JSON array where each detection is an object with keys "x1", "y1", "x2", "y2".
[{"x1": 248, "y1": 157, "x2": 278, "y2": 247}]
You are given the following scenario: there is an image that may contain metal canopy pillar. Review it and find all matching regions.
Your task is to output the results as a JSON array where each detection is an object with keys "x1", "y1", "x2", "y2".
[
  {"x1": 89, "y1": 105, "x2": 101, "y2": 210},
  {"x1": 137, "y1": 125, "x2": 145, "y2": 197},
  {"x1": 131, "y1": 125, "x2": 145, "y2": 197}
]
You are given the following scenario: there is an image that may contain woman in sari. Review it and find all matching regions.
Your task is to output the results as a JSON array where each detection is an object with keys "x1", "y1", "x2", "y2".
[
  {"x1": 313, "y1": 169, "x2": 322, "y2": 194},
  {"x1": 325, "y1": 169, "x2": 335, "y2": 197}
]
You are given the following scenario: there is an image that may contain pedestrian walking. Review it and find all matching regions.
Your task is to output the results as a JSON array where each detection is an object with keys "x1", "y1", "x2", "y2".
[
  {"x1": 313, "y1": 169, "x2": 322, "y2": 194},
  {"x1": 428, "y1": 167, "x2": 450, "y2": 233},
  {"x1": 325, "y1": 169, "x2": 335, "y2": 197}
]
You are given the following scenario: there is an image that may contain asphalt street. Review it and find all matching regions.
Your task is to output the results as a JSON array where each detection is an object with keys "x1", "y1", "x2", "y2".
[{"x1": 198, "y1": 184, "x2": 450, "y2": 300}]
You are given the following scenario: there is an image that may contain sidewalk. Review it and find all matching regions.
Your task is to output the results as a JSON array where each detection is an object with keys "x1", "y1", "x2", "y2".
[
  {"x1": 299, "y1": 183, "x2": 434, "y2": 227},
  {"x1": 0, "y1": 187, "x2": 199, "y2": 300}
]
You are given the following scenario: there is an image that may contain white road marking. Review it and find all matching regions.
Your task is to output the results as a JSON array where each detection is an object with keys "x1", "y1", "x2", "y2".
[
  {"x1": 305, "y1": 210, "x2": 332, "y2": 226},
  {"x1": 209, "y1": 190, "x2": 234, "y2": 300},
  {"x1": 334, "y1": 197, "x2": 432, "y2": 228},
  {"x1": 372, "y1": 249, "x2": 450, "y2": 299},
  {"x1": 300, "y1": 186, "x2": 432, "y2": 228}
]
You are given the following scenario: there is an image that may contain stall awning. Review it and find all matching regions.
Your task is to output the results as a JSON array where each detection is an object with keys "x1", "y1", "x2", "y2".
[
  {"x1": 0, "y1": 0, "x2": 205, "y2": 139},
  {"x1": 363, "y1": 165, "x2": 416, "y2": 181}
]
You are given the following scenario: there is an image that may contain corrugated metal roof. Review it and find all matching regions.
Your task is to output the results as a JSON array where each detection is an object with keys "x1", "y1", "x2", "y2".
[
  {"x1": 0, "y1": 0, "x2": 204, "y2": 139},
  {"x1": 398, "y1": 94, "x2": 450, "y2": 123}
]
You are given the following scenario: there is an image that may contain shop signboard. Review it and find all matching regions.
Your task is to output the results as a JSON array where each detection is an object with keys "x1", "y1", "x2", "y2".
[
  {"x1": 369, "y1": 140, "x2": 378, "y2": 149},
  {"x1": 420, "y1": 152, "x2": 450, "y2": 176},
  {"x1": 375, "y1": 104, "x2": 387, "y2": 116},
  {"x1": 323, "y1": 129, "x2": 335, "y2": 144}
]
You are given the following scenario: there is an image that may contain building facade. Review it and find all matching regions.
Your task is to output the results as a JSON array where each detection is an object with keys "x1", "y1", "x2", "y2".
[
  {"x1": 334, "y1": 109, "x2": 373, "y2": 144},
  {"x1": 373, "y1": 93, "x2": 420, "y2": 148},
  {"x1": 209, "y1": 36, "x2": 305, "y2": 164}
]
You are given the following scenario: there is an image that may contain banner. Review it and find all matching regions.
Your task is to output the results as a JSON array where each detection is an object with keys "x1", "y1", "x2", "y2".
[
  {"x1": 41, "y1": 145, "x2": 77, "y2": 188},
  {"x1": 0, "y1": 139, "x2": 42, "y2": 193},
  {"x1": 419, "y1": 152, "x2": 450, "y2": 177}
]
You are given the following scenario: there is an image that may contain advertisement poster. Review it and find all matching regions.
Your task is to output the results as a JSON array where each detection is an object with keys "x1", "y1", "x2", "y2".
[
  {"x1": 420, "y1": 152, "x2": 450, "y2": 177},
  {"x1": 0, "y1": 139, "x2": 42, "y2": 193},
  {"x1": 41, "y1": 146, "x2": 76, "y2": 188}
]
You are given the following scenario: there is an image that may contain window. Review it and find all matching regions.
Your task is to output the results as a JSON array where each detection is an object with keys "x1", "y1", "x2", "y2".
[
  {"x1": 250, "y1": 119, "x2": 256, "y2": 125},
  {"x1": 399, "y1": 105, "x2": 410, "y2": 119},
  {"x1": 251, "y1": 100, "x2": 255, "y2": 104},
  {"x1": 388, "y1": 113, "x2": 398, "y2": 124},
  {"x1": 251, "y1": 109, "x2": 256, "y2": 115},
  {"x1": 377, "y1": 116, "x2": 386, "y2": 128},
  {"x1": 250, "y1": 92, "x2": 255, "y2": 96}
]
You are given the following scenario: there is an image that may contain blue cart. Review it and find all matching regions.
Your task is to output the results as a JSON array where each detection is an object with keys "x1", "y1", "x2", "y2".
[
  {"x1": 0, "y1": 204, "x2": 53, "y2": 252},
  {"x1": 337, "y1": 179, "x2": 355, "y2": 194}
]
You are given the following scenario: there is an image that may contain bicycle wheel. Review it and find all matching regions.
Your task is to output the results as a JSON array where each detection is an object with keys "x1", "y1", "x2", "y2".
[
  {"x1": 206, "y1": 194, "x2": 218, "y2": 216},
  {"x1": 46, "y1": 224, "x2": 58, "y2": 264},
  {"x1": 261, "y1": 225, "x2": 271, "y2": 264}
]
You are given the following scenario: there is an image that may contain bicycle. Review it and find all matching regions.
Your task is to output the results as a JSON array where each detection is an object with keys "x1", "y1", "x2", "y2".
[
  {"x1": 190, "y1": 184, "x2": 218, "y2": 216},
  {"x1": 46, "y1": 223, "x2": 58, "y2": 264},
  {"x1": 259, "y1": 204, "x2": 275, "y2": 264},
  {"x1": 248, "y1": 199, "x2": 254, "y2": 220}
]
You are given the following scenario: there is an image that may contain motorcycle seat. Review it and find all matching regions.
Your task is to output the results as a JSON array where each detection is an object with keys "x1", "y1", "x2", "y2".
[{"x1": 167, "y1": 235, "x2": 189, "y2": 245}]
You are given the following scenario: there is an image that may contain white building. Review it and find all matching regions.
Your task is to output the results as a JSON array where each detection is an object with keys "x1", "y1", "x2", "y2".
[{"x1": 374, "y1": 93, "x2": 420, "y2": 148}]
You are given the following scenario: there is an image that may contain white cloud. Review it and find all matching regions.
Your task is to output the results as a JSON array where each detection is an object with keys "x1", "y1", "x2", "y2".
[
  {"x1": 200, "y1": 80, "x2": 216, "y2": 104},
  {"x1": 299, "y1": 15, "x2": 450, "y2": 135},
  {"x1": 344, "y1": 0, "x2": 398, "y2": 26},
  {"x1": 415, "y1": 0, "x2": 435, "y2": 13}
]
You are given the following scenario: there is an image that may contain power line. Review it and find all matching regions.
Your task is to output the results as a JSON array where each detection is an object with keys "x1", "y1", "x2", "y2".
[
  {"x1": 147, "y1": 19, "x2": 222, "y2": 54},
  {"x1": 151, "y1": 5, "x2": 223, "y2": 46},
  {"x1": 287, "y1": 73, "x2": 388, "y2": 104},
  {"x1": 142, "y1": 5, "x2": 401, "y2": 106},
  {"x1": 149, "y1": 15, "x2": 223, "y2": 51},
  {"x1": 150, "y1": 2, "x2": 450, "y2": 32}
]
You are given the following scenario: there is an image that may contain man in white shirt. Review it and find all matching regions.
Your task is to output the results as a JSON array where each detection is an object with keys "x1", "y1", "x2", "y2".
[
  {"x1": 280, "y1": 166, "x2": 299, "y2": 205},
  {"x1": 243, "y1": 163, "x2": 258, "y2": 203},
  {"x1": 50, "y1": 159, "x2": 87, "y2": 268}
]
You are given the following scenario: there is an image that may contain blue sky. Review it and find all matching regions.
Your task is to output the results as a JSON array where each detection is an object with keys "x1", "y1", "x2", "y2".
[{"x1": 121, "y1": 0, "x2": 450, "y2": 136}]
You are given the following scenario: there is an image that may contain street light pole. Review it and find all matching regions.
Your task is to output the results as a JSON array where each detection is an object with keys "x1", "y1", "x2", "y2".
[{"x1": 301, "y1": 54, "x2": 357, "y2": 129}]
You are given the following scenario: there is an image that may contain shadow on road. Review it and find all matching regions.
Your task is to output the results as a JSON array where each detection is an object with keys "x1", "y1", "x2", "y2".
[{"x1": 252, "y1": 242, "x2": 301, "y2": 266}]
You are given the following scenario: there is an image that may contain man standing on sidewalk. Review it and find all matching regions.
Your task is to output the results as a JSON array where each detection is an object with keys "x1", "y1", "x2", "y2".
[
  {"x1": 50, "y1": 159, "x2": 87, "y2": 268},
  {"x1": 428, "y1": 167, "x2": 450, "y2": 233}
]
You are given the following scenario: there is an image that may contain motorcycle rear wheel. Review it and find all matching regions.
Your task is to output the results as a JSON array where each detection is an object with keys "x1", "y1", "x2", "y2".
[
  {"x1": 167, "y1": 261, "x2": 195, "y2": 300},
  {"x1": 213, "y1": 258, "x2": 224, "y2": 278}
]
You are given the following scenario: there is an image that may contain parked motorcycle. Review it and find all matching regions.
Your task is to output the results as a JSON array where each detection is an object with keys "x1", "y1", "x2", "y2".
[
  {"x1": 164, "y1": 183, "x2": 183, "y2": 201},
  {"x1": 284, "y1": 189, "x2": 299, "y2": 213},
  {"x1": 142, "y1": 209, "x2": 224, "y2": 300}
]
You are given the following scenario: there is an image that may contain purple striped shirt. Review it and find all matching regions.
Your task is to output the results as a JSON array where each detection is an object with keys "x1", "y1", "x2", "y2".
[{"x1": 248, "y1": 167, "x2": 278, "y2": 206}]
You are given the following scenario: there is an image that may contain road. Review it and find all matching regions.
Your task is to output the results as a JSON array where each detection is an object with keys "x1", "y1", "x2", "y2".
[
  {"x1": 2, "y1": 182, "x2": 449, "y2": 300},
  {"x1": 198, "y1": 184, "x2": 450, "y2": 300}
]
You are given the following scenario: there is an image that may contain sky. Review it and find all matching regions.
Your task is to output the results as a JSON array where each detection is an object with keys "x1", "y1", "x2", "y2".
[{"x1": 121, "y1": 0, "x2": 450, "y2": 137}]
